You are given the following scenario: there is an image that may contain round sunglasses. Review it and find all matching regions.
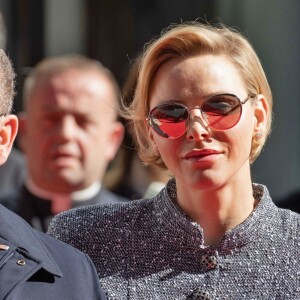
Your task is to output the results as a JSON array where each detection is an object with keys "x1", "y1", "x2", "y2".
[{"x1": 147, "y1": 93, "x2": 255, "y2": 139}]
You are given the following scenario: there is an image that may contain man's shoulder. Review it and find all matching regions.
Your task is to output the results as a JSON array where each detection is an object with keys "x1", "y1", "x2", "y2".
[
  {"x1": 37, "y1": 229, "x2": 91, "y2": 260},
  {"x1": 0, "y1": 204, "x2": 105, "y2": 299},
  {"x1": 35, "y1": 229, "x2": 102, "y2": 278},
  {"x1": 0, "y1": 203, "x2": 87, "y2": 260},
  {"x1": 0, "y1": 185, "x2": 23, "y2": 211},
  {"x1": 0, "y1": 203, "x2": 95, "y2": 271},
  {"x1": 98, "y1": 187, "x2": 130, "y2": 204}
]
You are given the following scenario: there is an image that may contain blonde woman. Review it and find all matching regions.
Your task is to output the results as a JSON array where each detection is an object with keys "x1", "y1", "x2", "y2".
[{"x1": 48, "y1": 23, "x2": 299, "y2": 299}]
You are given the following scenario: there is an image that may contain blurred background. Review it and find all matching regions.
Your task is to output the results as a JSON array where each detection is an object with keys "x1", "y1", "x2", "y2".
[{"x1": 0, "y1": 0, "x2": 299, "y2": 202}]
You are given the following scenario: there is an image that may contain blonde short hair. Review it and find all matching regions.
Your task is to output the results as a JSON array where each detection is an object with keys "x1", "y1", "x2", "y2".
[{"x1": 124, "y1": 22, "x2": 272, "y2": 169}]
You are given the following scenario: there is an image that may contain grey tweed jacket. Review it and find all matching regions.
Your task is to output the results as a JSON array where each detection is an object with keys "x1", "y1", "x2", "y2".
[{"x1": 48, "y1": 179, "x2": 300, "y2": 300}]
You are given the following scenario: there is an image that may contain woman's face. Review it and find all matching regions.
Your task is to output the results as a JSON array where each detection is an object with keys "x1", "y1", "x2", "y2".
[{"x1": 148, "y1": 54, "x2": 267, "y2": 191}]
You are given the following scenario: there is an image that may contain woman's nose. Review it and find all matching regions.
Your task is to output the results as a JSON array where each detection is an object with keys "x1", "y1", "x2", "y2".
[{"x1": 185, "y1": 108, "x2": 210, "y2": 141}]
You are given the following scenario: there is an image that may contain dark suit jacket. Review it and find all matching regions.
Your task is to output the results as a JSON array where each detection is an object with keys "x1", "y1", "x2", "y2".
[
  {"x1": 0, "y1": 204, "x2": 106, "y2": 299},
  {"x1": 0, "y1": 184, "x2": 128, "y2": 232}
]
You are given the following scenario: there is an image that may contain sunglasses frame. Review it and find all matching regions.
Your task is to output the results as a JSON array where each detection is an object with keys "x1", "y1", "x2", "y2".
[{"x1": 147, "y1": 93, "x2": 256, "y2": 139}]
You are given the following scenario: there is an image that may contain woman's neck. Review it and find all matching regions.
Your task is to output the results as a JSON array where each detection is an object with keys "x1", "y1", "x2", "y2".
[{"x1": 176, "y1": 171, "x2": 257, "y2": 246}]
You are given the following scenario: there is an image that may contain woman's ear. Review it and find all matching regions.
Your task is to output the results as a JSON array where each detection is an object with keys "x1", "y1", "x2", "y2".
[
  {"x1": 148, "y1": 126, "x2": 155, "y2": 143},
  {"x1": 148, "y1": 129, "x2": 160, "y2": 156},
  {"x1": 0, "y1": 115, "x2": 18, "y2": 164},
  {"x1": 253, "y1": 94, "x2": 269, "y2": 138},
  {"x1": 148, "y1": 123, "x2": 156, "y2": 145}
]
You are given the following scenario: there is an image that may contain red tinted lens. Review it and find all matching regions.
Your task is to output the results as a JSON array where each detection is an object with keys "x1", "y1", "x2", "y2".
[
  {"x1": 202, "y1": 95, "x2": 241, "y2": 129},
  {"x1": 150, "y1": 104, "x2": 188, "y2": 138}
]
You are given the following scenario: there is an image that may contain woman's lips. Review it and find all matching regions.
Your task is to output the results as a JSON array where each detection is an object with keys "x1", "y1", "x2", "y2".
[{"x1": 183, "y1": 149, "x2": 222, "y2": 161}]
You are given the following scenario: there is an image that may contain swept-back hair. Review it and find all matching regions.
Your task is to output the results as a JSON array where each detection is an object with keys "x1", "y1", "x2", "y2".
[{"x1": 123, "y1": 22, "x2": 272, "y2": 169}]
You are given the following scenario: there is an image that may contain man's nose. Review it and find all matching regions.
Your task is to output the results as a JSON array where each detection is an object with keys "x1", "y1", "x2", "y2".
[{"x1": 58, "y1": 115, "x2": 77, "y2": 139}]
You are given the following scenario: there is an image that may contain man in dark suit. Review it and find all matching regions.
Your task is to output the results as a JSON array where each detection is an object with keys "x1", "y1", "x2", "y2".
[
  {"x1": 0, "y1": 204, "x2": 107, "y2": 299},
  {"x1": 0, "y1": 48, "x2": 106, "y2": 299},
  {"x1": 0, "y1": 10, "x2": 26, "y2": 197},
  {"x1": 0, "y1": 54, "x2": 127, "y2": 232}
]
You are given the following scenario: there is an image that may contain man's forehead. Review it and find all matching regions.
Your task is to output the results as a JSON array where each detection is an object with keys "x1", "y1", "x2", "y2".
[
  {"x1": 26, "y1": 69, "x2": 118, "y2": 118},
  {"x1": 37, "y1": 70, "x2": 110, "y2": 91},
  {"x1": 30, "y1": 86, "x2": 117, "y2": 118},
  {"x1": 32, "y1": 72, "x2": 112, "y2": 101},
  {"x1": 37, "y1": 99, "x2": 116, "y2": 114}
]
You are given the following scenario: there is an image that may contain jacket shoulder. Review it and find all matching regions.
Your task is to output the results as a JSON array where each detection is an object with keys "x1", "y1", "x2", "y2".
[
  {"x1": 0, "y1": 187, "x2": 22, "y2": 212},
  {"x1": 37, "y1": 232, "x2": 106, "y2": 298},
  {"x1": 275, "y1": 207, "x2": 300, "y2": 248},
  {"x1": 0, "y1": 204, "x2": 106, "y2": 299},
  {"x1": 48, "y1": 198, "x2": 154, "y2": 243}
]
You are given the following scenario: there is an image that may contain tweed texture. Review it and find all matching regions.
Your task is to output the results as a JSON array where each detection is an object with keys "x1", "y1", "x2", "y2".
[{"x1": 48, "y1": 179, "x2": 300, "y2": 299}]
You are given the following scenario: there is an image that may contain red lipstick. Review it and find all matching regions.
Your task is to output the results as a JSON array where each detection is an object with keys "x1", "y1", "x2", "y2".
[{"x1": 183, "y1": 149, "x2": 222, "y2": 161}]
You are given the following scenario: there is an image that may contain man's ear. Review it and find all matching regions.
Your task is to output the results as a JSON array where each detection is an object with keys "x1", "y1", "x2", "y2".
[
  {"x1": 253, "y1": 94, "x2": 269, "y2": 137},
  {"x1": 0, "y1": 115, "x2": 18, "y2": 165},
  {"x1": 106, "y1": 121, "x2": 125, "y2": 161}
]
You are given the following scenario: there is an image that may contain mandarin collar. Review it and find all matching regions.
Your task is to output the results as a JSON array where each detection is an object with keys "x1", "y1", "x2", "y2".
[{"x1": 154, "y1": 178, "x2": 279, "y2": 250}]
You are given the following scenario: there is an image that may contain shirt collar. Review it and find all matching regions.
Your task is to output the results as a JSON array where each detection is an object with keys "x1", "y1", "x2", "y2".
[{"x1": 26, "y1": 178, "x2": 101, "y2": 202}]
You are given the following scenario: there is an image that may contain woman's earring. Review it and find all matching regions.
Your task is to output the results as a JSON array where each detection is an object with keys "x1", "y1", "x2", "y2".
[{"x1": 255, "y1": 132, "x2": 263, "y2": 140}]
